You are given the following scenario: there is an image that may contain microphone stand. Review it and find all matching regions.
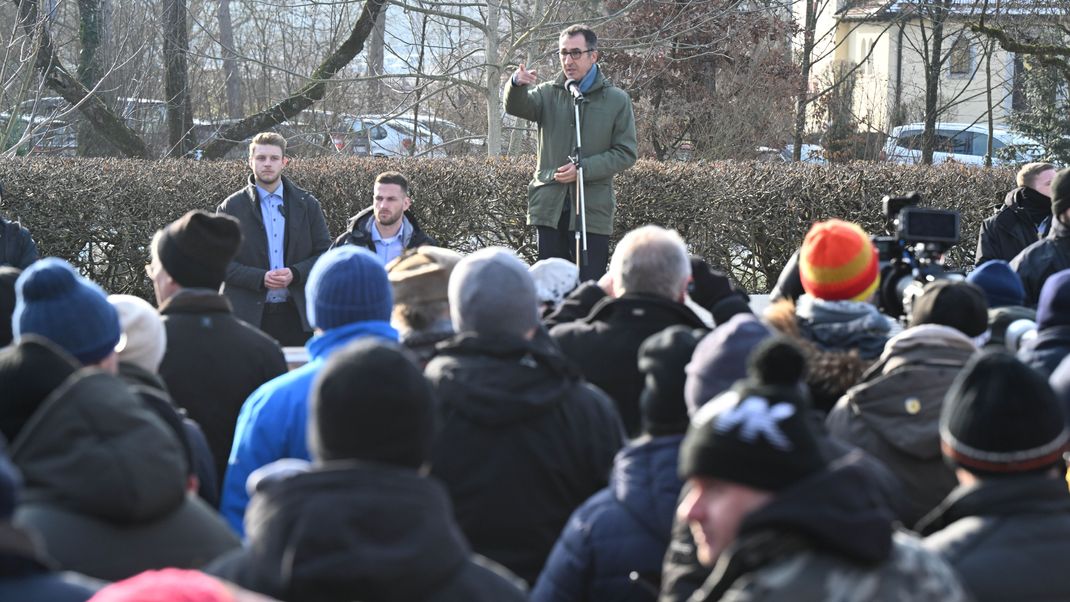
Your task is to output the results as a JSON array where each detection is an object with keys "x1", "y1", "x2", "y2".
[{"x1": 568, "y1": 82, "x2": 588, "y2": 271}]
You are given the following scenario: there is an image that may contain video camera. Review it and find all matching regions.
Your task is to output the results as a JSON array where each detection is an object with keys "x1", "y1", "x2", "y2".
[{"x1": 872, "y1": 192, "x2": 964, "y2": 318}]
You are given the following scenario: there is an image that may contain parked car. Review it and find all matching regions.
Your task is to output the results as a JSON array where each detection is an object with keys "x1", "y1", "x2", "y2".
[
  {"x1": 350, "y1": 115, "x2": 446, "y2": 158},
  {"x1": 882, "y1": 122, "x2": 1042, "y2": 166},
  {"x1": 2, "y1": 96, "x2": 169, "y2": 156}
]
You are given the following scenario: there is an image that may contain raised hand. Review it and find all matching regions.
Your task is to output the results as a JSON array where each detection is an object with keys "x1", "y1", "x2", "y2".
[{"x1": 513, "y1": 63, "x2": 538, "y2": 86}]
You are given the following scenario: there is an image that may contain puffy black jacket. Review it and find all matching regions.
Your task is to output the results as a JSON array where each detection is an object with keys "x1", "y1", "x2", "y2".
[
  {"x1": 976, "y1": 187, "x2": 1051, "y2": 266},
  {"x1": 330, "y1": 207, "x2": 436, "y2": 251},
  {"x1": 10, "y1": 369, "x2": 239, "y2": 580},
  {"x1": 427, "y1": 334, "x2": 625, "y2": 585},
  {"x1": 208, "y1": 462, "x2": 527, "y2": 602},
  {"x1": 532, "y1": 435, "x2": 683, "y2": 602},
  {"x1": 1011, "y1": 219, "x2": 1070, "y2": 307},
  {"x1": 551, "y1": 294, "x2": 707, "y2": 436},
  {"x1": 920, "y1": 475, "x2": 1070, "y2": 602}
]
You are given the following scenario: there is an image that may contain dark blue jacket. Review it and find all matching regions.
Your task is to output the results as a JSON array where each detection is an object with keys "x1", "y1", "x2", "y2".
[
  {"x1": 531, "y1": 435, "x2": 683, "y2": 602},
  {"x1": 1018, "y1": 270, "x2": 1070, "y2": 378}
]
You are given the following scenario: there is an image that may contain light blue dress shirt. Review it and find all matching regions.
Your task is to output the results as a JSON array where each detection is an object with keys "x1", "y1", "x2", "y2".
[
  {"x1": 371, "y1": 219, "x2": 406, "y2": 265},
  {"x1": 257, "y1": 184, "x2": 288, "y2": 303}
]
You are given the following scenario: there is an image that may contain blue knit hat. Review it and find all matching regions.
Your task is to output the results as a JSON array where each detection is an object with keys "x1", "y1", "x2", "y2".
[
  {"x1": 305, "y1": 246, "x2": 393, "y2": 330},
  {"x1": 967, "y1": 260, "x2": 1025, "y2": 309},
  {"x1": 13, "y1": 258, "x2": 121, "y2": 365},
  {"x1": 1036, "y1": 268, "x2": 1070, "y2": 330}
]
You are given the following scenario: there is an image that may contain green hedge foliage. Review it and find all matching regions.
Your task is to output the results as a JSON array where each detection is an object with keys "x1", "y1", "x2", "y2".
[{"x1": 0, "y1": 157, "x2": 1015, "y2": 300}]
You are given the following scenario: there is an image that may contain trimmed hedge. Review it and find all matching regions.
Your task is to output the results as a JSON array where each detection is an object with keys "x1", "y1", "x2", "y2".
[{"x1": 0, "y1": 157, "x2": 1014, "y2": 300}]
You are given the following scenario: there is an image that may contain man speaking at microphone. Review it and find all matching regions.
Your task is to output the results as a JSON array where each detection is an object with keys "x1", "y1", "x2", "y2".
[{"x1": 506, "y1": 24, "x2": 637, "y2": 281}]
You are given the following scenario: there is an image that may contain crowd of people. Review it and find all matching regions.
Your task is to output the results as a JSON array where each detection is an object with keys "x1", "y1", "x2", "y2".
[
  {"x1": 3, "y1": 155, "x2": 1070, "y2": 601},
  {"x1": 4, "y1": 21, "x2": 1070, "y2": 602}
]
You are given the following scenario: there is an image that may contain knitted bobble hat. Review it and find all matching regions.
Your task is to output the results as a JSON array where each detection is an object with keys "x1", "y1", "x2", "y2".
[
  {"x1": 679, "y1": 338, "x2": 826, "y2": 490},
  {"x1": 799, "y1": 219, "x2": 879, "y2": 302},
  {"x1": 13, "y1": 258, "x2": 121, "y2": 365}
]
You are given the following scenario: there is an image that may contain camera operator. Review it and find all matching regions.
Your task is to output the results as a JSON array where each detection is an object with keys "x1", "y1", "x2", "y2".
[
  {"x1": 975, "y1": 162, "x2": 1056, "y2": 266},
  {"x1": 765, "y1": 219, "x2": 894, "y2": 413},
  {"x1": 1012, "y1": 167, "x2": 1070, "y2": 307}
]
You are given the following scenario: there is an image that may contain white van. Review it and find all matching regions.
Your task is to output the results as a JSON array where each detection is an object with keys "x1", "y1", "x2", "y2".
[{"x1": 883, "y1": 122, "x2": 1042, "y2": 166}]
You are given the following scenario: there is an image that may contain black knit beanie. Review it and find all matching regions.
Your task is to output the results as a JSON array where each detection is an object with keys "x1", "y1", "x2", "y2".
[
  {"x1": 942, "y1": 351, "x2": 1069, "y2": 475},
  {"x1": 309, "y1": 338, "x2": 434, "y2": 468},
  {"x1": 679, "y1": 338, "x2": 827, "y2": 490},
  {"x1": 638, "y1": 326, "x2": 701, "y2": 436},
  {"x1": 1051, "y1": 167, "x2": 1070, "y2": 223},
  {"x1": 0, "y1": 335, "x2": 80, "y2": 443},
  {"x1": 155, "y1": 210, "x2": 242, "y2": 289}
]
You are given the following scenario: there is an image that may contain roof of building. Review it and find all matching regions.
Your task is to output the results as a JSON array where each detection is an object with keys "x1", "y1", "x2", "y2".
[{"x1": 836, "y1": 0, "x2": 1055, "y2": 21}]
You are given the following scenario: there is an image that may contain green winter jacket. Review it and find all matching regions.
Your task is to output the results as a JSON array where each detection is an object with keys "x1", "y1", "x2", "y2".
[{"x1": 505, "y1": 68, "x2": 637, "y2": 235}]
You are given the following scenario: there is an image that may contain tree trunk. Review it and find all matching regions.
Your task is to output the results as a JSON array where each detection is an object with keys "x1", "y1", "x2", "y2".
[
  {"x1": 483, "y1": 0, "x2": 502, "y2": 156},
  {"x1": 366, "y1": 7, "x2": 386, "y2": 112},
  {"x1": 921, "y1": 0, "x2": 948, "y2": 165},
  {"x1": 76, "y1": 0, "x2": 111, "y2": 156},
  {"x1": 217, "y1": 0, "x2": 243, "y2": 118},
  {"x1": 792, "y1": 0, "x2": 816, "y2": 161},
  {"x1": 164, "y1": 0, "x2": 195, "y2": 157}
]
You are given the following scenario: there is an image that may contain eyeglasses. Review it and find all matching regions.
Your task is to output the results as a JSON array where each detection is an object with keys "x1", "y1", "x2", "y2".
[{"x1": 559, "y1": 49, "x2": 593, "y2": 60}]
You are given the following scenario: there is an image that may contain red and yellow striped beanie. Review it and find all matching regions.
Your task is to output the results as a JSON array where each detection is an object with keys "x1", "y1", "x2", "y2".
[{"x1": 799, "y1": 219, "x2": 880, "y2": 302}]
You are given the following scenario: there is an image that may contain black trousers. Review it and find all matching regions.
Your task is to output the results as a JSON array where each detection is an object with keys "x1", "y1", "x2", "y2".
[
  {"x1": 536, "y1": 194, "x2": 609, "y2": 282},
  {"x1": 260, "y1": 300, "x2": 311, "y2": 347}
]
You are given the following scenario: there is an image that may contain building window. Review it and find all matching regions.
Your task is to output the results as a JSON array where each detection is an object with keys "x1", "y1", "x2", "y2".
[
  {"x1": 949, "y1": 36, "x2": 972, "y2": 76},
  {"x1": 859, "y1": 35, "x2": 877, "y2": 76}
]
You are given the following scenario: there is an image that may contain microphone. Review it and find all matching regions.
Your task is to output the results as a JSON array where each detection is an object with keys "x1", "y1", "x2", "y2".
[{"x1": 565, "y1": 79, "x2": 584, "y2": 99}]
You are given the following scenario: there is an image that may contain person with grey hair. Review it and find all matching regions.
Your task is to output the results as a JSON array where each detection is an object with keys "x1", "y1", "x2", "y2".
[
  {"x1": 426, "y1": 247, "x2": 625, "y2": 586},
  {"x1": 550, "y1": 226, "x2": 713, "y2": 435}
]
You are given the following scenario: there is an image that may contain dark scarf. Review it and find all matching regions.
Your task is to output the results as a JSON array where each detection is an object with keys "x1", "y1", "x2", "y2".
[{"x1": 1017, "y1": 186, "x2": 1052, "y2": 227}]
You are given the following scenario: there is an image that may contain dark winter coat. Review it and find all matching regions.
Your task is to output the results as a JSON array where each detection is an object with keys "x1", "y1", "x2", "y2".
[
  {"x1": 532, "y1": 435, "x2": 684, "y2": 602},
  {"x1": 1011, "y1": 219, "x2": 1070, "y2": 307},
  {"x1": 217, "y1": 175, "x2": 332, "y2": 331},
  {"x1": 975, "y1": 186, "x2": 1051, "y2": 266},
  {"x1": 688, "y1": 458, "x2": 967, "y2": 602},
  {"x1": 551, "y1": 293, "x2": 707, "y2": 435},
  {"x1": 504, "y1": 67, "x2": 638, "y2": 235},
  {"x1": 119, "y1": 361, "x2": 220, "y2": 507},
  {"x1": 10, "y1": 369, "x2": 240, "y2": 580},
  {"x1": 158, "y1": 289, "x2": 288, "y2": 485},
  {"x1": 659, "y1": 442, "x2": 907, "y2": 602},
  {"x1": 920, "y1": 475, "x2": 1070, "y2": 602},
  {"x1": 826, "y1": 324, "x2": 976, "y2": 527},
  {"x1": 208, "y1": 462, "x2": 527, "y2": 602},
  {"x1": 0, "y1": 216, "x2": 37, "y2": 269},
  {"x1": 426, "y1": 334, "x2": 626, "y2": 585},
  {"x1": 0, "y1": 522, "x2": 99, "y2": 601},
  {"x1": 329, "y1": 207, "x2": 436, "y2": 252},
  {"x1": 1018, "y1": 325, "x2": 1070, "y2": 378}
]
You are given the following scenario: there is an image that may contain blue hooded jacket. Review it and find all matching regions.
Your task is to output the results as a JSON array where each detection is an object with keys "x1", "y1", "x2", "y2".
[{"x1": 219, "y1": 320, "x2": 397, "y2": 535}]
